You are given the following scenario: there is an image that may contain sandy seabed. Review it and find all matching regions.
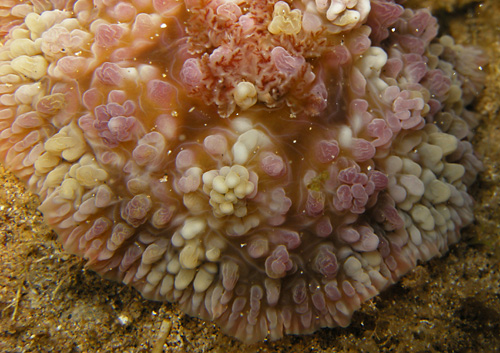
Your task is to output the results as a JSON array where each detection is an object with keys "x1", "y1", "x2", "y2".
[{"x1": 0, "y1": 0, "x2": 499, "y2": 352}]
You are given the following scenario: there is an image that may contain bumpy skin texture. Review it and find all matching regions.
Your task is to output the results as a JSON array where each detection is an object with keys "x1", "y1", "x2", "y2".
[{"x1": 0, "y1": 0, "x2": 486, "y2": 343}]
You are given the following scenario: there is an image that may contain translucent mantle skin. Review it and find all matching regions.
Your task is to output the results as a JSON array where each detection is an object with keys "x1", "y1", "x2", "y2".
[{"x1": 0, "y1": 0, "x2": 486, "y2": 343}]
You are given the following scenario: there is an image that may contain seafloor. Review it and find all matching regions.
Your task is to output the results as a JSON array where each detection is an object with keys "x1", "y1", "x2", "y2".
[{"x1": 0, "y1": 0, "x2": 499, "y2": 352}]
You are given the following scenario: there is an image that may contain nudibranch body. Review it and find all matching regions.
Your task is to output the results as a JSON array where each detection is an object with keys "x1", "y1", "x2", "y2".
[{"x1": 0, "y1": 0, "x2": 486, "y2": 343}]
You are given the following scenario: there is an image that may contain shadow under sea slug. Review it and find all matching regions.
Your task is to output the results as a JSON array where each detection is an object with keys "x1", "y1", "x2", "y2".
[{"x1": 0, "y1": 0, "x2": 487, "y2": 343}]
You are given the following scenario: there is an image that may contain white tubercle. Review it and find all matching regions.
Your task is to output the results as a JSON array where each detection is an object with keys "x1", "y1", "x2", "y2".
[
  {"x1": 355, "y1": 46, "x2": 388, "y2": 91},
  {"x1": 233, "y1": 81, "x2": 258, "y2": 110},
  {"x1": 338, "y1": 125, "x2": 353, "y2": 148},
  {"x1": 202, "y1": 165, "x2": 257, "y2": 218},
  {"x1": 193, "y1": 266, "x2": 215, "y2": 293},
  {"x1": 311, "y1": 0, "x2": 370, "y2": 32},
  {"x1": 180, "y1": 217, "x2": 206, "y2": 240},
  {"x1": 268, "y1": 1, "x2": 302, "y2": 35},
  {"x1": 179, "y1": 240, "x2": 203, "y2": 269},
  {"x1": 232, "y1": 129, "x2": 271, "y2": 165}
]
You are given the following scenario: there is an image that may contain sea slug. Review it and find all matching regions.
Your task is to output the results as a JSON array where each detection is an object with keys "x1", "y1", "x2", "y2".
[{"x1": 0, "y1": 0, "x2": 486, "y2": 343}]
